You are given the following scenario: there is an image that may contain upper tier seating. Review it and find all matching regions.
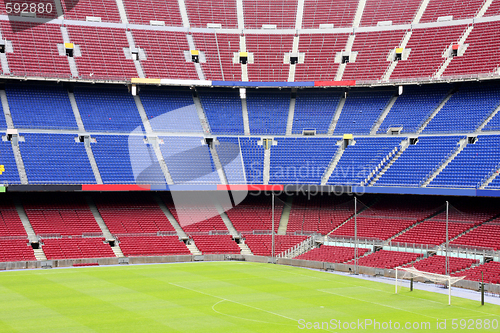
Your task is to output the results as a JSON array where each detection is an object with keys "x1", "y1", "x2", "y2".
[
  {"x1": 185, "y1": 0, "x2": 238, "y2": 28},
  {"x1": 374, "y1": 136, "x2": 463, "y2": 187},
  {"x1": 215, "y1": 137, "x2": 247, "y2": 184},
  {"x1": 191, "y1": 235, "x2": 240, "y2": 254},
  {"x1": 117, "y1": 235, "x2": 190, "y2": 257},
  {"x1": 239, "y1": 137, "x2": 265, "y2": 184},
  {"x1": 301, "y1": 0, "x2": 358, "y2": 29},
  {"x1": 19, "y1": 133, "x2": 96, "y2": 184},
  {"x1": 244, "y1": 234, "x2": 308, "y2": 256},
  {"x1": 428, "y1": 135, "x2": 500, "y2": 188},
  {"x1": 243, "y1": 0, "x2": 297, "y2": 29},
  {"x1": 0, "y1": 239, "x2": 35, "y2": 262},
  {"x1": 23, "y1": 194, "x2": 101, "y2": 236},
  {"x1": 6, "y1": 84, "x2": 77, "y2": 130},
  {"x1": 342, "y1": 30, "x2": 406, "y2": 81},
  {"x1": 347, "y1": 250, "x2": 423, "y2": 269},
  {"x1": 62, "y1": 0, "x2": 121, "y2": 23},
  {"x1": 41, "y1": 237, "x2": 115, "y2": 260},
  {"x1": 327, "y1": 137, "x2": 402, "y2": 185},
  {"x1": 359, "y1": 0, "x2": 421, "y2": 26},
  {"x1": 1, "y1": 21, "x2": 70, "y2": 78},
  {"x1": 292, "y1": 91, "x2": 342, "y2": 134},
  {"x1": 225, "y1": 196, "x2": 283, "y2": 232},
  {"x1": 286, "y1": 196, "x2": 355, "y2": 235},
  {"x1": 377, "y1": 84, "x2": 451, "y2": 134},
  {"x1": 159, "y1": 136, "x2": 220, "y2": 185},
  {"x1": 198, "y1": 89, "x2": 244, "y2": 135},
  {"x1": 74, "y1": 85, "x2": 143, "y2": 133},
  {"x1": 485, "y1": 0, "x2": 500, "y2": 16},
  {"x1": 453, "y1": 261, "x2": 500, "y2": 284},
  {"x1": 122, "y1": 0, "x2": 183, "y2": 26},
  {"x1": 334, "y1": 91, "x2": 394, "y2": 135},
  {"x1": 269, "y1": 138, "x2": 338, "y2": 184},
  {"x1": 247, "y1": 89, "x2": 290, "y2": 135},
  {"x1": 0, "y1": 0, "x2": 57, "y2": 19},
  {"x1": 140, "y1": 88, "x2": 202, "y2": 133},
  {"x1": 406, "y1": 255, "x2": 478, "y2": 275},
  {"x1": 419, "y1": 0, "x2": 485, "y2": 23},
  {"x1": 423, "y1": 83, "x2": 500, "y2": 133},
  {"x1": 295, "y1": 245, "x2": 370, "y2": 263}
]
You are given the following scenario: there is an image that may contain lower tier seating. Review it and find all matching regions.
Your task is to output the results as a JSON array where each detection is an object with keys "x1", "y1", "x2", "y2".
[
  {"x1": 41, "y1": 238, "x2": 115, "y2": 260},
  {"x1": 405, "y1": 255, "x2": 479, "y2": 275},
  {"x1": 294, "y1": 245, "x2": 370, "y2": 263},
  {"x1": 450, "y1": 221, "x2": 500, "y2": 250},
  {"x1": 117, "y1": 236, "x2": 190, "y2": 257},
  {"x1": 191, "y1": 235, "x2": 240, "y2": 254},
  {"x1": 0, "y1": 239, "x2": 35, "y2": 262},
  {"x1": 244, "y1": 235, "x2": 308, "y2": 256},
  {"x1": 453, "y1": 261, "x2": 500, "y2": 284},
  {"x1": 346, "y1": 250, "x2": 422, "y2": 269}
]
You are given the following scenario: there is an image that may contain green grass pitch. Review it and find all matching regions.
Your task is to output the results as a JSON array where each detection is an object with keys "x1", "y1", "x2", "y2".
[{"x1": 0, "y1": 262, "x2": 499, "y2": 332}]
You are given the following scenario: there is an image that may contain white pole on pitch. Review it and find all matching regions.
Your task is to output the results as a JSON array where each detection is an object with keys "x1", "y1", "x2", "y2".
[
  {"x1": 449, "y1": 277, "x2": 451, "y2": 305},
  {"x1": 354, "y1": 196, "x2": 358, "y2": 275},
  {"x1": 272, "y1": 192, "x2": 275, "y2": 259},
  {"x1": 395, "y1": 268, "x2": 398, "y2": 294},
  {"x1": 446, "y1": 201, "x2": 449, "y2": 277}
]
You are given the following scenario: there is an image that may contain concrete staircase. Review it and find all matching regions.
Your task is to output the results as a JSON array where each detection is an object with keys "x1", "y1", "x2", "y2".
[
  {"x1": 479, "y1": 166, "x2": 500, "y2": 189},
  {"x1": 193, "y1": 94, "x2": 211, "y2": 134},
  {"x1": 385, "y1": 209, "x2": 444, "y2": 243},
  {"x1": 352, "y1": 0, "x2": 367, "y2": 28},
  {"x1": 369, "y1": 140, "x2": 410, "y2": 186},
  {"x1": 241, "y1": 95, "x2": 251, "y2": 135},
  {"x1": 33, "y1": 248, "x2": 47, "y2": 261},
  {"x1": 152, "y1": 194, "x2": 188, "y2": 239},
  {"x1": 68, "y1": 91, "x2": 85, "y2": 132},
  {"x1": 321, "y1": 143, "x2": 345, "y2": 185},
  {"x1": 335, "y1": 35, "x2": 355, "y2": 81},
  {"x1": 114, "y1": 0, "x2": 129, "y2": 24},
  {"x1": 278, "y1": 236, "x2": 315, "y2": 259},
  {"x1": 417, "y1": 89, "x2": 455, "y2": 134},
  {"x1": 328, "y1": 96, "x2": 346, "y2": 135},
  {"x1": 476, "y1": 0, "x2": 495, "y2": 18},
  {"x1": 435, "y1": 26, "x2": 474, "y2": 79},
  {"x1": 214, "y1": 203, "x2": 239, "y2": 237},
  {"x1": 84, "y1": 142, "x2": 103, "y2": 185},
  {"x1": 477, "y1": 103, "x2": 500, "y2": 132},
  {"x1": 111, "y1": 247, "x2": 125, "y2": 258},
  {"x1": 263, "y1": 148, "x2": 271, "y2": 185},
  {"x1": 210, "y1": 145, "x2": 228, "y2": 185},
  {"x1": 13, "y1": 197, "x2": 37, "y2": 243},
  {"x1": 277, "y1": 196, "x2": 293, "y2": 235},
  {"x1": 382, "y1": 31, "x2": 412, "y2": 81},
  {"x1": 186, "y1": 34, "x2": 205, "y2": 80},
  {"x1": 125, "y1": 31, "x2": 145, "y2": 78},
  {"x1": 11, "y1": 141, "x2": 29, "y2": 185},
  {"x1": 361, "y1": 146, "x2": 399, "y2": 185},
  {"x1": 421, "y1": 138, "x2": 468, "y2": 187},
  {"x1": 0, "y1": 89, "x2": 14, "y2": 129},
  {"x1": 186, "y1": 241, "x2": 202, "y2": 255},
  {"x1": 412, "y1": 0, "x2": 432, "y2": 24},
  {"x1": 60, "y1": 27, "x2": 79, "y2": 78},
  {"x1": 371, "y1": 95, "x2": 398, "y2": 134},
  {"x1": 85, "y1": 196, "x2": 115, "y2": 241},
  {"x1": 286, "y1": 92, "x2": 296, "y2": 135},
  {"x1": 238, "y1": 242, "x2": 253, "y2": 255}
]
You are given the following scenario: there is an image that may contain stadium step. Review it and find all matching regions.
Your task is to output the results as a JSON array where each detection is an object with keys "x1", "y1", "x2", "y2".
[
  {"x1": 371, "y1": 94, "x2": 398, "y2": 134},
  {"x1": 209, "y1": 144, "x2": 228, "y2": 185},
  {"x1": 295, "y1": 0, "x2": 305, "y2": 29},
  {"x1": 0, "y1": 89, "x2": 14, "y2": 128},
  {"x1": 435, "y1": 26, "x2": 474, "y2": 79},
  {"x1": 328, "y1": 96, "x2": 346, "y2": 135},
  {"x1": 85, "y1": 195, "x2": 115, "y2": 241},
  {"x1": 152, "y1": 194, "x2": 189, "y2": 239},
  {"x1": 278, "y1": 196, "x2": 294, "y2": 235},
  {"x1": 263, "y1": 148, "x2": 271, "y2": 185},
  {"x1": 238, "y1": 242, "x2": 253, "y2": 255},
  {"x1": 241, "y1": 93, "x2": 251, "y2": 135},
  {"x1": 33, "y1": 248, "x2": 47, "y2": 261},
  {"x1": 362, "y1": 146, "x2": 399, "y2": 186},
  {"x1": 477, "y1": 103, "x2": 500, "y2": 132},
  {"x1": 147, "y1": 136, "x2": 174, "y2": 185},
  {"x1": 480, "y1": 166, "x2": 500, "y2": 189},
  {"x1": 321, "y1": 142, "x2": 345, "y2": 185},
  {"x1": 193, "y1": 94, "x2": 211, "y2": 135},
  {"x1": 421, "y1": 138, "x2": 468, "y2": 187},
  {"x1": 13, "y1": 197, "x2": 38, "y2": 243},
  {"x1": 125, "y1": 31, "x2": 145, "y2": 78},
  {"x1": 286, "y1": 90, "x2": 296, "y2": 135},
  {"x1": 84, "y1": 140, "x2": 103, "y2": 185},
  {"x1": 382, "y1": 31, "x2": 412, "y2": 82},
  {"x1": 186, "y1": 34, "x2": 205, "y2": 80},
  {"x1": 370, "y1": 139, "x2": 410, "y2": 186},
  {"x1": 68, "y1": 91, "x2": 85, "y2": 132},
  {"x1": 412, "y1": 0, "x2": 432, "y2": 24},
  {"x1": 114, "y1": 0, "x2": 129, "y2": 24},
  {"x1": 11, "y1": 142, "x2": 28, "y2": 184},
  {"x1": 278, "y1": 236, "x2": 315, "y2": 258},
  {"x1": 178, "y1": 0, "x2": 190, "y2": 28},
  {"x1": 214, "y1": 203, "x2": 239, "y2": 237},
  {"x1": 417, "y1": 88, "x2": 456, "y2": 134},
  {"x1": 352, "y1": 0, "x2": 367, "y2": 28},
  {"x1": 60, "y1": 27, "x2": 79, "y2": 78},
  {"x1": 53, "y1": 0, "x2": 64, "y2": 18},
  {"x1": 335, "y1": 34, "x2": 356, "y2": 80},
  {"x1": 236, "y1": 0, "x2": 244, "y2": 30},
  {"x1": 111, "y1": 246, "x2": 125, "y2": 258},
  {"x1": 476, "y1": 0, "x2": 495, "y2": 18},
  {"x1": 186, "y1": 241, "x2": 202, "y2": 256}
]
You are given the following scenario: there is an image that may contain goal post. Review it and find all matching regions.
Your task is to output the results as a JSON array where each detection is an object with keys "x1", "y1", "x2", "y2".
[{"x1": 395, "y1": 267, "x2": 466, "y2": 305}]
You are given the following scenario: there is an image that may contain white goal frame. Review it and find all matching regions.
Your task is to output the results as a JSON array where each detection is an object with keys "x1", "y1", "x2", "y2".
[{"x1": 395, "y1": 267, "x2": 466, "y2": 305}]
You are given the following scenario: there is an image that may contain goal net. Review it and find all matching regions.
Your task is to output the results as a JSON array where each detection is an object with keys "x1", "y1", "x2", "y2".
[{"x1": 395, "y1": 267, "x2": 466, "y2": 305}]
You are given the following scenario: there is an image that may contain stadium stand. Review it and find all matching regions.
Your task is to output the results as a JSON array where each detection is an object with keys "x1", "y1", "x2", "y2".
[
  {"x1": 295, "y1": 245, "x2": 371, "y2": 263},
  {"x1": 0, "y1": 140, "x2": 21, "y2": 184},
  {"x1": 485, "y1": 0, "x2": 500, "y2": 16},
  {"x1": 191, "y1": 235, "x2": 240, "y2": 254},
  {"x1": 139, "y1": 87, "x2": 203, "y2": 133},
  {"x1": 74, "y1": 86, "x2": 143, "y2": 133},
  {"x1": 215, "y1": 137, "x2": 247, "y2": 184},
  {"x1": 166, "y1": 201, "x2": 228, "y2": 233},
  {"x1": 41, "y1": 237, "x2": 114, "y2": 260},
  {"x1": 292, "y1": 90, "x2": 342, "y2": 134},
  {"x1": 377, "y1": 84, "x2": 451, "y2": 134},
  {"x1": 333, "y1": 91, "x2": 394, "y2": 135},
  {"x1": 346, "y1": 250, "x2": 423, "y2": 269},
  {"x1": 374, "y1": 136, "x2": 463, "y2": 187},
  {"x1": 246, "y1": 89, "x2": 290, "y2": 135},
  {"x1": 198, "y1": 88, "x2": 244, "y2": 135},
  {"x1": 0, "y1": 240, "x2": 36, "y2": 262},
  {"x1": 406, "y1": 255, "x2": 479, "y2": 275},
  {"x1": 301, "y1": 0, "x2": 358, "y2": 29},
  {"x1": 359, "y1": 0, "x2": 421, "y2": 26},
  {"x1": 185, "y1": 0, "x2": 238, "y2": 28},
  {"x1": 450, "y1": 218, "x2": 500, "y2": 250},
  {"x1": 0, "y1": 0, "x2": 58, "y2": 19},
  {"x1": 419, "y1": 0, "x2": 485, "y2": 23},
  {"x1": 454, "y1": 261, "x2": 500, "y2": 284},
  {"x1": 243, "y1": 0, "x2": 297, "y2": 29},
  {"x1": 62, "y1": 0, "x2": 122, "y2": 23},
  {"x1": 0, "y1": 200, "x2": 27, "y2": 237},
  {"x1": 244, "y1": 234, "x2": 308, "y2": 256},
  {"x1": 19, "y1": 133, "x2": 96, "y2": 184},
  {"x1": 225, "y1": 196, "x2": 282, "y2": 232},
  {"x1": 122, "y1": 0, "x2": 183, "y2": 26},
  {"x1": 117, "y1": 235, "x2": 190, "y2": 257},
  {"x1": 6, "y1": 84, "x2": 77, "y2": 130},
  {"x1": 269, "y1": 138, "x2": 338, "y2": 184},
  {"x1": 239, "y1": 137, "x2": 265, "y2": 184}
]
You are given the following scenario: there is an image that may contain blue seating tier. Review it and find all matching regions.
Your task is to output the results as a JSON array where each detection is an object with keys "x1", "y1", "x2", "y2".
[
  {"x1": 247, "y1": 90, "x2": 290, "y2": 135},
  {"x1": 292, "y1": 91, "x2": 341, "y2": 134},
  {"x1": 199, "y1": 89, "x2": 244, "y2": 135}
]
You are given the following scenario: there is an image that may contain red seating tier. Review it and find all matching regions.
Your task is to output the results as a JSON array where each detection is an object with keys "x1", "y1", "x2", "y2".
[
  {"x1": 62, "y1": 0, "x2": 121, "y2": 23},
  {"x1": 225, "y1": 197, "x2": 283, "y2": 232},
  {"x1": 295, "y1": 245, "x2": 370, "y2": 263},
  {"x1": 117, "y1": 235, "x2": 190, "y2": 257},
  {"x1": 331, "y1": 217, "x2": 418, "y2": 240},
  {"x1": 0, "y1": 202, "x2": 26, "y2": 237},
  {"x1": 0, "y1": 239, "x2": 35, "y2": 262},
  {"x1": 420, "y1": 0, "x2": 485, "y2": 23},
  {"x1": 453, "y1": 261, "x2": 500, "y2": 285},
  {"x1": 192, "y1": 235, "x2": 240, "y2": 254},
  {"x1": 450, "y1": 221, "x2": 500, "y2": 250},
  {"x1": 244, "y1": 234, "x2": 308, "y2": 256},
  {"x1": 392, "y1": 221, "x2": 475, "y2": 246},
  {"x1": 485, "y1": 0, "x2": 500, "y2": 16},
  {"x1": 185, "y1": 0, "x2": 238, "y2": 28},
  {"x1": 360, "y1": 0, "x2": 421, "y2": 27},
  {"x1": 0, "y1": 0, "x2": 57, "y2": 19},
  {"x1": 302, "y1": 0, "x2": 358, "y2": 29},
  {"x1": 243, "y1": 0, "x2": 297, "y2": 29},
  {"x1": 41, "y1": 238, "x2": 114, "y2": 259},
  {"x1": 405, "y1": 255, "x2": 478, "y2": 275},
  {"x1": 347, "y1": 250, "x2": 422, "y2": 269},
  {"x1": 167, "y1": 204, "x2": 228, "y2": 234},
  {"x1": 122, "y1": 0, "x2": 183, "y2": 26}
]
